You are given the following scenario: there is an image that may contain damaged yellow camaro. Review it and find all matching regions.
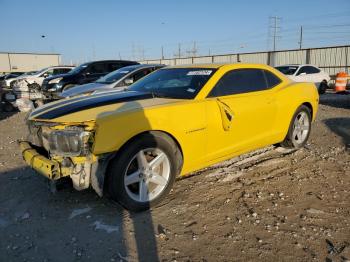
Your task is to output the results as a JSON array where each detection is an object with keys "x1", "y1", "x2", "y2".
[{"x1": 20, "y1": 63, "x2": 319, "y2": 211}]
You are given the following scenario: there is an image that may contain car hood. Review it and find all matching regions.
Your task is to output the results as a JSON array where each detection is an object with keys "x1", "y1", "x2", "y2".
[
  {"x1": 28, "y1": 90, "x2": 181, "y2": 123},
  {"x1": 61, "y1": 82, "x2": 112, "y2": 98}
]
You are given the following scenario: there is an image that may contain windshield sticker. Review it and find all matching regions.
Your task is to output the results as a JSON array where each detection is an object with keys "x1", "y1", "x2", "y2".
[
  {"x1": 187, "y1": 88, "x2": 196, "y2": 93},
  {"x1": 187, "y1": 70, "x2": 212, "y2": 76}
]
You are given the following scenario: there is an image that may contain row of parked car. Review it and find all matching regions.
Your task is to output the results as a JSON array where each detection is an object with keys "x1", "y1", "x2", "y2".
[{"x1": 0, "y1": 60, "x2": 330, "y2": 112}]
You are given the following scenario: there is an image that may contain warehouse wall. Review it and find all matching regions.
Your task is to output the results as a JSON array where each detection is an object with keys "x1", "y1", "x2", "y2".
[
  {"x1": 0, "y1": 52, "x2": 60, "y2": 73},
  {"x1": 140, "y1": 45, "x2": 350, "y2": 76}
]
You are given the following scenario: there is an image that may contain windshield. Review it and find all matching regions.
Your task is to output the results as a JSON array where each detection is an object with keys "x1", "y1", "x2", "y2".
[
  {"x1": 21, "y1": 71, "x2": 37, "y2": 76},
  {"x1": 96, "y1": 68, "x2": 131, "y2": 84},
  {"x1": 35, "y1": 67, "x2": 49, "y2": 75},
  {"x1": 275, "y1": 66, "x2": 299, "y2": 75},
  {"x1": 67, "y1": 63, "x2": 89, "y2": 74},
  {"x1": 128, "y1": 68, "x2": 216, "y2": 99}
]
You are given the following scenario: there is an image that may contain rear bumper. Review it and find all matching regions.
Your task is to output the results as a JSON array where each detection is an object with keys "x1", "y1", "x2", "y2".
[{"x1": 19, "y1": 141, "x2": 61, "y2": 180}]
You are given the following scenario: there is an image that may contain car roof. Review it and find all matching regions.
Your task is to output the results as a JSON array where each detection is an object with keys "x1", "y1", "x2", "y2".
[
  {"x1": 164, "y1": 63, "x2": 277, "y2": 70},
  {"x1": 118, "y1": 64, "x2": 164, "y2": 71},
  {"x1": 276, "y1": 64, "x2": 318, "y2": 67},
  {"x1": 84, "y1": 60, "x2": 138, "y2": 64}
]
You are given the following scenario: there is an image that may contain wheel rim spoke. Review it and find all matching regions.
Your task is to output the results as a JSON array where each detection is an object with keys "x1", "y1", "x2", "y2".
[
  {"x1": 125, "y1": 170, "x2": 141, "y2": 186},
  {"x1": 149, "y1": 152, "x2": 166, "y2": 170},
  {"x1": 149, "y1": 173, "x2": 167, "y2": 186},
  {"x1": 137, "y1": 150, "x2": 149, "y2": 169},
  {"x1": 292, "y1": 128, "x2": 299, "y2": 139},
  {"x1": 139, "y1": 180, "x2": 149, "y2": 202},
  {"x1": 301, "y1": 124, "x2": 309, "y2": 131}
]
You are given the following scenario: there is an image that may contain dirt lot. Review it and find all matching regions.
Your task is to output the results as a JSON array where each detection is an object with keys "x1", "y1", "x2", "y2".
[{"x1": 0, "y1": 92, "x2": 349, "y2": 262}]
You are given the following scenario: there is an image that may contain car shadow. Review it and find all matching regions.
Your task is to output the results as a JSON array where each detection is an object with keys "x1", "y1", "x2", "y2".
[
  {"x1": 0, "y1": 98, "x2": 162, "y2": 261},
  {"x1": 319, "y1": 92, "x2": 350, "y2": 109},
  {"x1": 0, "y1": 165, "x2": 160, "y2": 261},
  {"x1": 323, "y1": 117, "x2": 350, "y2": 150},
  {"x1": 0, "y1": 110, "x2": 18, "y2": 121}
]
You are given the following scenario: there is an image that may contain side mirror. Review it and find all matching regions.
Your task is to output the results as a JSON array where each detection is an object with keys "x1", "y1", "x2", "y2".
[
  {"x1": 298, "y1": 72, "x2": 307, "y2": 76},
  {"x1": 124, "y1": 78, "x2": 134, "y2": 85},
  {"x1": 43, "y1": 73, "x2": 49, "y2": 78}
]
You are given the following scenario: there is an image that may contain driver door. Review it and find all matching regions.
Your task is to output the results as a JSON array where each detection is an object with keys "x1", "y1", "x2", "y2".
[{"x1": 205, "y1": 68, "x2": 280, "y2": 161}]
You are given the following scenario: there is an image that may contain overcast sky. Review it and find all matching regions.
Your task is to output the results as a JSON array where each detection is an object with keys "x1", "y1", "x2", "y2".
[{"x1": 1, "y1": 0, "x2": 349, "y2": 64}]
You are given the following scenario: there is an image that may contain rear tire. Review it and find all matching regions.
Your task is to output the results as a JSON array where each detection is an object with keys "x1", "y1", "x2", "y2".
[
  {"x1": 280, "y1": 105, "x2": 311, "y2": 149},
  {"x1": 107, "y1": 132, "x2": 182, "y2": 212},
  {"x1": 318, "y1": 81, "x2": 328, "y2": 95}
]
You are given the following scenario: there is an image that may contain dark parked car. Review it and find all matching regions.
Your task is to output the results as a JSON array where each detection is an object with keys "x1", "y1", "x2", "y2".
[
  {"x1": 41, "y1": 60, "x2": 139, "y2": 100},
  {"x1": 61, "y1": 64, "x2": 164, "y2": 98}
]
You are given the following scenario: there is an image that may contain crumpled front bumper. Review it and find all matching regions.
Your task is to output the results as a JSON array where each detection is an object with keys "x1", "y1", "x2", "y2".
[
  {"x1": 19, "y1": 141, "x2": 68, "y2": 180},
  {"x1": 19, "y1": 141, "x2": 107, "y2": 196}
]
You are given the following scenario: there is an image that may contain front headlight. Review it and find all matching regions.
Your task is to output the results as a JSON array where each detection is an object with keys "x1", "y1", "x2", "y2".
[
  {"x1": 42, "y1": 128, "x2": 91, "y2": 157},
  {"x1": 48, "y1": 77, "x2": 62, "y2": 84}
]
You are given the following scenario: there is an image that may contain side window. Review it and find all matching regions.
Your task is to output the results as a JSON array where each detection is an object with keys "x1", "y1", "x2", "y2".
[
  {"x1": 263, "y1": 70, "x2": 281, "y2": 88},
  {"x1": 53, "y1": 68, "x2": 70, "y2": 75},
  {"x1": 297, "y1": 66, "x2": 320, "y2": 75},
  {"x1": 308, "y1": 66, "x2": 320, "y2": 74},
  {"x1": 53, "y1": 68, "x2": 62, "y2": 75},
  {"x1": 133, "y1": 69, "x2": 152, "y2": 82},
  {"x1": 87, "y1": 63, "x2": 108, "y2": 74},
  {"x1": 41, "y1": 69, "x2": 53, "y2": 77},
  {"x1": 109, "y1": 63, "x2": 122, "y2": 72},
  {"x1": 60, "y1": 68, "x2": 72, "y2": 74},
  {"x1": 208, "y1": 69, "x2": 267, "y2": 97}
]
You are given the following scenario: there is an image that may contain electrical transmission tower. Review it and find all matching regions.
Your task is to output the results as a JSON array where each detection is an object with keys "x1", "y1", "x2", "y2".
[
  {"x1": 268, "y1": 16, "x2": 282, "y2": 51},
  {"x1": 186, "y1": 41, "x2": 198, "y2": 57},
  {"x1": 174, "y1": 43, "x2": 182, "y2": 58}
]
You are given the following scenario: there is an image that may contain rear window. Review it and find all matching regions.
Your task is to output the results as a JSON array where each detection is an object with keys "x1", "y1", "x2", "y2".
[{"x1": 275, "y1": 66, "x2": 298, "y2": 75}]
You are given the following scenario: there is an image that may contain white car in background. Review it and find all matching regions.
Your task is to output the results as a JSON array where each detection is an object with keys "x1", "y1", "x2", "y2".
[
  {"x1": 275, "y1": 64, "x2": 330, "y2": 94},
  {"x1": 11, "y1": 66, "x2": 75, "y2": 89}
]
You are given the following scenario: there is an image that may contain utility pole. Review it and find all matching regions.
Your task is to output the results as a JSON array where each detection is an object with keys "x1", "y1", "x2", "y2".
[
  {"x1": 161, "y1": 46, "x2": 164, "y2": 59},
  {"x1": 193, "y1": 41, "x2": 197, "y2": 57},
  {"x1": 174, "y1": 43, "x2": 182, "y2": 58},
  {"x1": 298, "y1": 26, "x2": 303, "y2": 50},
  {"x1": 269, "y1": 16, "x2": 281, "y2": 51}
]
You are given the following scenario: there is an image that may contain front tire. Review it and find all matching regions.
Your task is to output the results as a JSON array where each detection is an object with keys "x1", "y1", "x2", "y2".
[
  {"x1": 280, "y1": 105, "x2": 311, "y2": 149},
  {"x1": 107, "y1": 132, "x2": 182, "y2": 212}
]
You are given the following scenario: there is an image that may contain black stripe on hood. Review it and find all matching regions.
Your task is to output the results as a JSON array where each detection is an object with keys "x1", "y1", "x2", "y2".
[{"x1": 33, "y1": 91, "x2": 153, "y2": 120}]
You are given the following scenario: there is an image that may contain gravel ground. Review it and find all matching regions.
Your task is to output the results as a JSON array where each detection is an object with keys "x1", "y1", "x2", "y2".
[{"x1": 0, "y1": 92, "x2": 349, "y2": 262}]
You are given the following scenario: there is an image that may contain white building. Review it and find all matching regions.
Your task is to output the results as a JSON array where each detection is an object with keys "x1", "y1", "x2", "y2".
[{"x1": 0, "y1": 52, "x2": 61, "y2": 73}]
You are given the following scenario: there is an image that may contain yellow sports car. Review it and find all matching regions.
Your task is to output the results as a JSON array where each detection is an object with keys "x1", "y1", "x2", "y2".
[{"x1": 20, "y1": 63, "x2": 319, "y2": 211}]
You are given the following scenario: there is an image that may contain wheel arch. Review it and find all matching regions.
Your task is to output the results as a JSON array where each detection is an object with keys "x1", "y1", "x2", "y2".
[
  {"x1": 102, "y1": 130, "x2": 184, "y2": 192},
  {"x1": 301, "y1": 102, "x2": 313, "y2": 120},
  {"x1": 115, "y1": 130, "x2": 184, "y2": 160}
]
